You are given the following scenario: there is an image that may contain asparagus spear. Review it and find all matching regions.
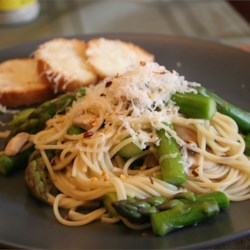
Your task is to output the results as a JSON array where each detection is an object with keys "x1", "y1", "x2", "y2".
[
  {"x1": 8, "y1": 87, "x2": 86, "y2": 139},
  {"x1": 24, "y1": 150, "x2": 57, "y2": 203},
  {"x1": 0, "y1": 146, "x2": 34, "y2": 175},
  {"x1": 157, "y1": 127, "x2": 186, "y2": 185},
  {"x1": 151, "y1": 199, "x2": 219, "y2": 236},
  {"x1": 174, "y1": 88, "x2": 250, "y2": 155},
  {"x1": 11, "y1": 108, "x2": 35, "y2": 127},
  {"x1": 118, "y1": 92, "x2": 216, "y2": 159},
  {"x1": 112, "y1": 192, "x2": 229, "y2": 223},
  {"x1": 197, "y1": 86, "x2": 250, "y2": 134},
  {"x1": 195, "y1": 191, "x2": 230, "y2": 209},
  {"x1": 112, "y1": 196, "x2": 167, "y2": 223},
  {"x1": 0, "y1": 87, "x2": 86, "y2": 175},
  {"x1": 112, "y1": 191, "x2": 229, "y2": 235},
  {"x1": 171, "y1": 92, "x2": 217, "y2": 120}
]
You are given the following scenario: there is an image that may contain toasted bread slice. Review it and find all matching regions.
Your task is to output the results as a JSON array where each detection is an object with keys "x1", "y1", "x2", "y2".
[
  {"x1": 86, "y1": 38, "x2": 154, "y2": 78},
  {"x1": 34, "y1": 38, "x2": 97, "y2": 93},
  {"x1": 0, "y1": 58, "x2": 54, "y2": 107}
]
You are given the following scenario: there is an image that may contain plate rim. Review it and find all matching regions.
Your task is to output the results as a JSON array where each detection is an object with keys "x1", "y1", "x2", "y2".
[{"x1": 0, "y1": 33, "x2": 250, "y2": 249}]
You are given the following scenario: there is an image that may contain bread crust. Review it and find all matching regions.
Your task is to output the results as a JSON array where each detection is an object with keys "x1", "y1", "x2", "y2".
[
  {"x1": 35, "y1": 38, "x2": 98, "y2": 93},
  {"x1": 0, "y1": 87, "x2": 54, "y2": 107},
  {"x1": 86, "y1": 38, "x2": 154, "y2": 78},
  {"x1": 0, "y1": 37, "x2": 155, "y2": 107},
  {"x1": 37, "y1": 59, "x2": 95, "y2": 92},
  {"x1": 0, "y1": 58, "x2": 54, "y2": 107}
]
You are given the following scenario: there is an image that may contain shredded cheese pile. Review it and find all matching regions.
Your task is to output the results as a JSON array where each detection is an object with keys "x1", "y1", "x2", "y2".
[{"x1": 81, "y1": 62, "x2": 200, "y2": 149}]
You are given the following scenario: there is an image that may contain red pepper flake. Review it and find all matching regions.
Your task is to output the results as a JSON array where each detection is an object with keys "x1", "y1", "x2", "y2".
[
  {"x1": 105, "y1": 81, "x2": 112, "y2": 88},
  {"x1": 64, "y1": 212, "x2": 69, "y2": 220},
  {"x1": 149, "y1": 176, "x2": 154, "y2": 185},
  {"x1": 83, "y1": 131, "x2": 93, "y2": 138},
  {"x1": 121, "y1": 95, "x2": 126, "y2": 101},
  {"x1": 191, "y1": 164, "x2": 199, "y2": 177}
]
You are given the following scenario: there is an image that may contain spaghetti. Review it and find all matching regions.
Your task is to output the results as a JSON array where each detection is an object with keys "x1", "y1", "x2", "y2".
[{"x1": 30, "y1": 62, "x2": 250, "y2": 226}]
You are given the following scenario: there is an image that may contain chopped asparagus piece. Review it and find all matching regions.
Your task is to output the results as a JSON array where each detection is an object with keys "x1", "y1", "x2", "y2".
[
  {"x1": 171, "y1": 92, "x2": 217, "y2": 120},
  {"x1": 197, "y1": 86, "x2": 250, "y2": 134},
  {"x1": 103, "y1": 193, "x2": 119, "y2": 216},
  {"x1": 157, "y1": 128, "x2": 186, "y2": 185},
  {"x1": 67, "y1": 125, "x2": 84, "y2": 135},
  {"x1": 151, "y1": 199, "x2": 220, "y2": 236},
  {"x1": 118, "y1": 141, "x2": 143, "y2": 158},
  {"x1": 0, "y1": 146, "x2": 34, "y2": 175},
  {"x1": 196, "y1": 191, "x2": 229, "y2": 209}
]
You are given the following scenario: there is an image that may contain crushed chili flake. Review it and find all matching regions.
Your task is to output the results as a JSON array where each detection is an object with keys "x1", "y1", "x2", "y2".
[
  {"x1": 149, "y1": 176, "x2": 154, "y2": 185},
  {"x1": 120, "y1": 95, "x2": 126, "y2": 101},
  {"x1": 64, "y1": 212, "x2": 69, "y2": 220},
  {"x1": 83, "y1": 131, "x2": 93, "y2": 138},
  {"x1": 191, "y1": 164, "x2": 199, "y2": 177},
  {"x1": 125, "y1": 102, "x2": 131, "y2": 109},
  {"x1": 105, "y1": 81, "x2": 112, "y2": 87}
]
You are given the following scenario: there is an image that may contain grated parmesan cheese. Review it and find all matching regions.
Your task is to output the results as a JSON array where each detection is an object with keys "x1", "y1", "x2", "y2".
[{"x1": 79, "y1": 62, "x2": 200, "y2": 149}]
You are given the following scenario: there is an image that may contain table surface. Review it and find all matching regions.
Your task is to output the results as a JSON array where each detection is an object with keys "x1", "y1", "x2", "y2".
[
  {"x1": 0, "y1": 1, "x2": 250, "y2": 249},
  {"x1": 1, "y1": 0, "x2": 250, "y2": 50}
]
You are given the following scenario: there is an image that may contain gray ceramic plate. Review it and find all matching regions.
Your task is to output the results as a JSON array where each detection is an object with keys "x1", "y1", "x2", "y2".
[{"x1": 0, "y1": 34, "x2": 250, "y2": 249}]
